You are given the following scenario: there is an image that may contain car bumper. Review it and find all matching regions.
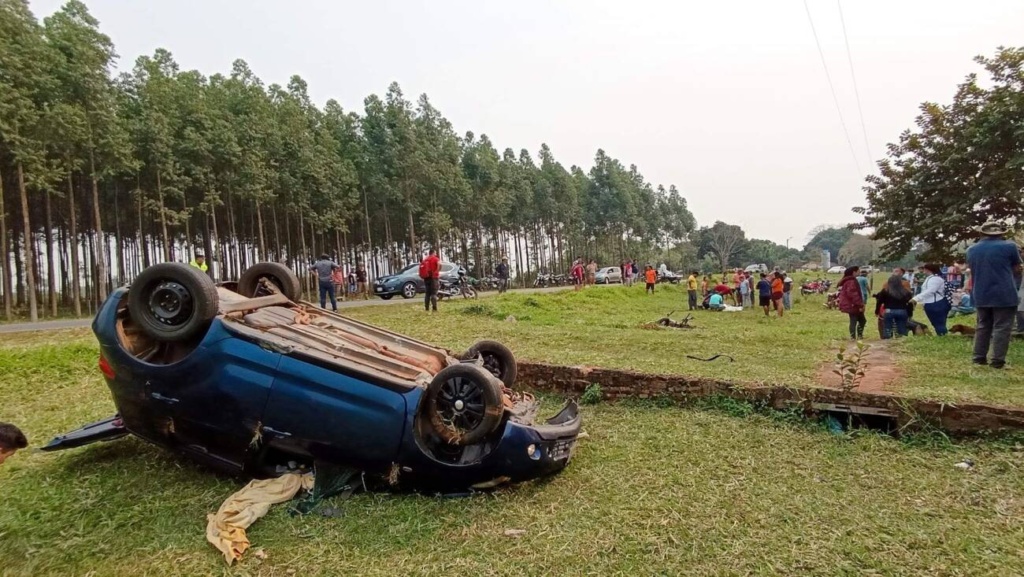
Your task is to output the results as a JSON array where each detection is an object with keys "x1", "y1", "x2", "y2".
[{"x1": 373, "y1": 285, "x2": 400, "y2": 296}]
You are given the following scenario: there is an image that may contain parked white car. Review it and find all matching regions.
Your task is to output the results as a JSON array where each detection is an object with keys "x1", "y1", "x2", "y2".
[{"x1": 826, "y1": 266, "x2": 845, "y2": 274}]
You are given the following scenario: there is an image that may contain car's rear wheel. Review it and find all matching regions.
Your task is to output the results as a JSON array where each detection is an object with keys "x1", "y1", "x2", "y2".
[
  {"x1": 237, "y1": 262, "x2": 302, "y2": 301},
  {"x1": 423, "y1": 364, "x2": 503, "y2": 445},
  {"x1": 462, "y1": 340, "x2": 517, "y2": 388},
  {"x1": 402, "y1": 282, "x2": 417, "y2": 299},
  {"x1": 128, "y1": 263, "x2": 219, "y2": 342}
]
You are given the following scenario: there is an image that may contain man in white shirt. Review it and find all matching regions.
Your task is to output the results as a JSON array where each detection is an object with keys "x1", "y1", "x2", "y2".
[{"x1": 912, "y1": 263, "x2": 950, "y2": 335}]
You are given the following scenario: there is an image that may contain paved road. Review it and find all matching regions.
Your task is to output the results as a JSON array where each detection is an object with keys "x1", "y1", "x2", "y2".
[{"x1": 0, "y1": 284, "x2": 584, "y2": 334}]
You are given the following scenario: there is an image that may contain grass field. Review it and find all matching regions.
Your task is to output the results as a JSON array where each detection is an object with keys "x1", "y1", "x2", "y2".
[
  {"x1": 1, "y1": 287, "x2": 1023, "y2": 575},
  {"x1": 343, "y1": 282, "x2": 1024, "y2": 408},
  {"x1": 0, "y1": 333, "x2": 1022, "y2": 576}
]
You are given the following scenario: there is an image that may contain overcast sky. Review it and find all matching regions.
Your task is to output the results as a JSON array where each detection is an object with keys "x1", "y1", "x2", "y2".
[{"x1": 29, "y1": 0, "x2": 1024, "y2": 247}]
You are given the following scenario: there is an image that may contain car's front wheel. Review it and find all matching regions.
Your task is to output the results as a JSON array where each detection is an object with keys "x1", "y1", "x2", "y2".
[
  {"x1": 423, "y1": 364, "x2": 503, "y2": 445},
  {"x1": 128, "y1": 263, "x2": 219, "y2": 342},
  {"x1": 379, "y1": 294, "x2": 393, "y2": 300},
  {"x1": 402, "y1": 282, "x2": 417, "y2": 299}
]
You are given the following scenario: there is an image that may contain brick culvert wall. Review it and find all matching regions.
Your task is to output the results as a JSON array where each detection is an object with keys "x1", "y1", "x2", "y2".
[{"x1": 517, "y1": 362, "x2": 1024, "y2": 435}]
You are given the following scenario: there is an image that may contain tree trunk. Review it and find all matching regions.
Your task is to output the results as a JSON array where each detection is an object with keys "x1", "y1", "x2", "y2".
[
  {"x1": 17, "y1": 163, "x2": 38, "y2": 322},
  {"x1": 0, "y1": 163, "x2": 11, "y2": 320},
  {"x1": 209, "y1": 201, "x2": 219, "y2": 282},
  {"x1": 283, "y1": 206, "x2": 291, "y2": 268},
  {"x1": 182, "y1": 191, "x2": 191, "y2": 255},
  {"x1": 255, "y1": 200, "x2": 266, "y2": 261},
  {"x1": 44, "y1": 191, "x2": 57, "y2": 317},
  {"x1": 156, "y1": 171, "x2": 170, "y2": 262},
  {"x1": 299, "y1": 213, "x2": 309, "y2": 300},
  {"x1": 68, "y1": 172, "x2": 82, "y2": 317},
  {"x1": 13, "y1": 232, "x2": 23, "y2": 307},
  {"x1": 405, "y1": 194, "x2": 417, "y2": 261},
  {"x1": 226, "y1": 189, "x2": 237, "y2": 278},
  {"x1": 58, "y1": 226, "x2": 68, "y2": 306},
  {"x1": 84, "y1": 231, "x2": 93, "y2": 312},
  {"x1": 114, "y1": 184, "x2": 125, "y2": 286},
  {"x1": 89, "y1": 148, "x2": 107, "y2": 302}
]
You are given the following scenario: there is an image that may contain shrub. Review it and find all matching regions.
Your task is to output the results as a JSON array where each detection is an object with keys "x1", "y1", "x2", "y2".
[{"x1": 580, "y1": 383, "x2": 603, "y2": 405}]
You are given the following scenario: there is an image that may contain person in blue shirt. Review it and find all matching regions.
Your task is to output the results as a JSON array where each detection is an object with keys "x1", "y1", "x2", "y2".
[
  {"x1": 966, "y1": 220, "x2": 1023, "y2": 369},
  {"x1": 857, "y1": 269, "x2": 871, "y2": 305},
  {"x1": 756, "y1": 273, "x2": 772, "y2": 317},
  {"x1": 708, "y1": 292, "x2": 725, "y2": 311}
]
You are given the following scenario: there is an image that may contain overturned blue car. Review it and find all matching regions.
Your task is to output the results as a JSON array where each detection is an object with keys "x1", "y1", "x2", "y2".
[{"x1": 44, "y1": 262, "x2": 581, "y2": 491}]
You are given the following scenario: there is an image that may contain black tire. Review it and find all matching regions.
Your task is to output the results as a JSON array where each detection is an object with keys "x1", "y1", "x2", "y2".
[
  {"x1": 423, "y1": 364, "x2": 503, "y2": 445},
  {"x1": 128, "y1": 263, "x2": 219, "y2": 342},
  {"x1": 462, "y1": 340, "x2": 518, "y2": 388},
  {"x1": 401, "y1": 282, "x2": 417, "y2": 299},
  {"x1": 238, "y1": 262, "x2": 301, "y2": 301},
  {"x1": 380, "y1": 295, "x2": 394, "y2": 300}
]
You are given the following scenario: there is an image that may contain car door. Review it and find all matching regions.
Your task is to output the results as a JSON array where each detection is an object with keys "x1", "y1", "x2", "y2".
[
  {"x1": 260, "y1": 355, "x2": 409, "y2": 469},
  {"x1": 146, "y1": 336, "x2": 281, "y2": 469},
  {"x1": 611, "y1": 267, "x2": 621, "y2": 282}
]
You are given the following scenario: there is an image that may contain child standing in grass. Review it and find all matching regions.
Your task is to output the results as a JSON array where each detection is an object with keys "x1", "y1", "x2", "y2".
[{"x1": 644, "y1": 265, "x2": 657, "y2": 294}]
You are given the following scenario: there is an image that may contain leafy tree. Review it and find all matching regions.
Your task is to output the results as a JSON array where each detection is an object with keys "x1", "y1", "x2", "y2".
[
  {"x1": 804, "y1": 225, "x2": 853, "y2": 259},
  {"x1": 837, "y1": 234, "x2": 877, "y2": 266},
  {"x1": 698, "y1": 221, "x2": 746, "y2": 271},
  {"x1": 855, "y1": 47, "x2": 1024, "y2": 261}
]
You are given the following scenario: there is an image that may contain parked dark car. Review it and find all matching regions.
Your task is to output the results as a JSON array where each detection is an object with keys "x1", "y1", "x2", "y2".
[
  {"x1": 43, "y1": 262, "x2": 581, "y2": 491},
  {"x1": 373, "y1": 262, "x2": 461, "y2": 299}
]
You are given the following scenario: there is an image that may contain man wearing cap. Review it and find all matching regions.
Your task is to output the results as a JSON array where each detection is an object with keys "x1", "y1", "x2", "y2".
[
  {"x1": 190, "y1": 250, "x2": 208, "y2": 273},
  {"x1": 966, "y1": 220, "x2": 1022, "y2": 369}
]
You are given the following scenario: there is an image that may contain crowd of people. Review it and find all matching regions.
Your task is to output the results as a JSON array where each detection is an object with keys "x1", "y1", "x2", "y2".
[
  {"x1": 682, "y1": 269, "x2": 794, "y2": 317},
  {"x1": 305, "y1": 255, "x2": 372, "y2": 312},
  {"x1": 832, "y1": 219, "x2": 1022, "y2": 369}
]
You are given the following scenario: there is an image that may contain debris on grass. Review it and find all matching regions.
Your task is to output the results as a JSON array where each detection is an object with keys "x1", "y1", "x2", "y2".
[
  {"x1": 503, "y1": 529, "x2": 527, "y2": 538},
  {"x1": 954, "y1": 459, "x2": 975, "y2": 470}
]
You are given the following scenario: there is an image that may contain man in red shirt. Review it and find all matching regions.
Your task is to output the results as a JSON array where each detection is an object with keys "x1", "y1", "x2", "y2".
[{"x1": 421, "y1": 249, "x2": 441, "y2": 312}]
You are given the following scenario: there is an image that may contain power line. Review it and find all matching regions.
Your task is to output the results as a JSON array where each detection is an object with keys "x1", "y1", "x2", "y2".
[
  {"x1": 837, "y1": 0, "x2": 873, "y2": 162},
  {"x1": 802, "y1": 0, "x2": 862, "y2": 175}
]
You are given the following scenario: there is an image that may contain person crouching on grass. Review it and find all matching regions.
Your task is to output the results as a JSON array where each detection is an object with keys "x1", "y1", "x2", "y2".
[
  {"x1": 0, "y1": 422, "x2": 28, "y2": 465},
  {"x1": 644, "y1": 265, "x2": 657, "y2": 294}
]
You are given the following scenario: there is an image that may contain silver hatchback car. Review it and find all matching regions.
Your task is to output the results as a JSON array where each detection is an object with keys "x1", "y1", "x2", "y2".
[{"x1": 595, "y1": 266, "x2": 623, "y2": 284}]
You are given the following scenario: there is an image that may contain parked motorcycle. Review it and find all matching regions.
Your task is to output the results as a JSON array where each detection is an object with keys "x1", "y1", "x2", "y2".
[
  {"x1": 438, "y1": 275, "x2": 478, "y2": 300},
  {"x1": 800, "y1": 279, "x2": 831, "y2": 296}
]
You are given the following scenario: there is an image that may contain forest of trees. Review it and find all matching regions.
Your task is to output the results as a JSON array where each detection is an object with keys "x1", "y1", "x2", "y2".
[
  {"x1": 2, "y1": 0, "x2": 921, "y2": 323},
  {"x1": 1, "y1": 0, "x2": 722, "y2": 322}
]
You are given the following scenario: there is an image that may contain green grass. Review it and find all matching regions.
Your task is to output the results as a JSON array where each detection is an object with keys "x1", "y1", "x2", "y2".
[
  {"x1": 1, "y1": 337, "x2": 1023, "y2": 576},
  {"x1": 347, "y1": 283, "x2": 1024, "y2": 408}
]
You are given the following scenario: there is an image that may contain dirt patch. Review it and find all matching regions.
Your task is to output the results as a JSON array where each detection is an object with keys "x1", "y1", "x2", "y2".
[{"x1": 817, "y1": 341, "x2": 901, "y2": 395}]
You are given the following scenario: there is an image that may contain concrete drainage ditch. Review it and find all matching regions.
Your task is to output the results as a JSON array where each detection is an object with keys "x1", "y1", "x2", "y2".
[{"x1": 518, "y1": 362, "x2": 1024, "y2": 436}]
